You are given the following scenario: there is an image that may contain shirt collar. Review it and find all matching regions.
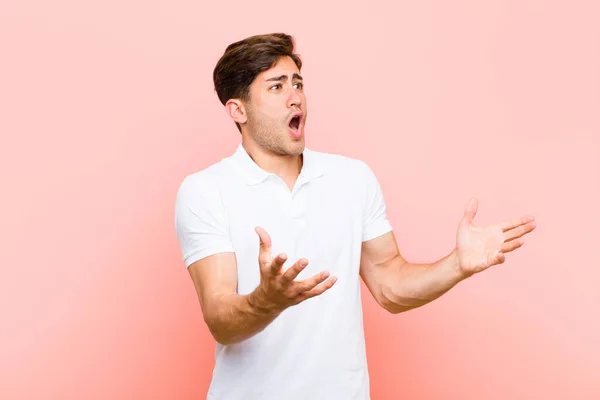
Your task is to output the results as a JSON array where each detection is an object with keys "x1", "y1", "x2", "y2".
[{"x1": 229, "y1": 142, "x2": 324, "y2": 186}]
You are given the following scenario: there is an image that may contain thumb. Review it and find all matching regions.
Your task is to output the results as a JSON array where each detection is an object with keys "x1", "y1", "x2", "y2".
[
  {"x1": 463, "y1": 197, "x2": 478, "y2": 225},
  {"x1": 255, "y1": 226, "x2": 272, "y2": 259}
]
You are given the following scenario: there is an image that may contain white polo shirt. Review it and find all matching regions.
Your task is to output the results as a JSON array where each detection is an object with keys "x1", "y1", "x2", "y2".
[{"x1": 175, "y1": 142, "x2": 393, "y2": 400}]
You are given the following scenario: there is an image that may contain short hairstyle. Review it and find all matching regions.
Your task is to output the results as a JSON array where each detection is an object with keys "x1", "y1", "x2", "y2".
[{"x1": 213, "y1": 33, "x2": 303, "y2": 132}]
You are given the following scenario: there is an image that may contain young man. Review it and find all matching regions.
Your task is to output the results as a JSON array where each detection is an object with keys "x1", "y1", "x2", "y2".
[{"x1": 174, "y1": 33, "x2": 536, "y2": 400}]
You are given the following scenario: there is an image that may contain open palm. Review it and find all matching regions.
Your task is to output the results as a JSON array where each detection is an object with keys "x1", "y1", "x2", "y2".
[{"x1": 456, "y1": 198, "x2": 537, "y2": 277}]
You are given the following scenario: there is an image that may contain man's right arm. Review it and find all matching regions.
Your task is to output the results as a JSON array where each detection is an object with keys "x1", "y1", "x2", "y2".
[
  {"x1": 188, "y1": 227, "x2": 337, "y2": 346},
  {"x1": 188, "y1": 252, "x2": 278, "y2": 345}
]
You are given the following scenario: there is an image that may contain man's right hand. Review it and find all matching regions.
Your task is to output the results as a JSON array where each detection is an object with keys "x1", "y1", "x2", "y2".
[{"x1": 252, "y1": 226, "x2": 337, "y2": 313}]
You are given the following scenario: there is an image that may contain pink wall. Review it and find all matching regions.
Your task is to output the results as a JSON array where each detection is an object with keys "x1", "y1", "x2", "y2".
[{"x1": 2, "y1": 1, "x2": 599, "y2": 399}]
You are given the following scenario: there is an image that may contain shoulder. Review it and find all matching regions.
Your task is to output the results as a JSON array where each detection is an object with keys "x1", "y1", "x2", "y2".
[
  {"x1": 307, "y1": 147, "x2": 374, "y2": 183},
  {"x1": 176, "y1": 159, "x2": 231, "y2": 202}
]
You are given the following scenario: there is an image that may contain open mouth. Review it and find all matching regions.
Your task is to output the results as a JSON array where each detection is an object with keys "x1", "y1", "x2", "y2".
[{"x1": 289, "y1": 115, "x2": 301, "y2": 131}]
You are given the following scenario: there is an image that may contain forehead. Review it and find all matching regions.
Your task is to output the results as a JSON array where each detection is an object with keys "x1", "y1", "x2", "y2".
[{"x1": 256, "y1": 56, "x2": 300, "y2": 82}]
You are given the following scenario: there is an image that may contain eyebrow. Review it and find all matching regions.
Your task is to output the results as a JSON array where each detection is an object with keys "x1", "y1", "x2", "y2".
[{"x1": 265, "y1": 73, "x2": 303, "y2": 82}]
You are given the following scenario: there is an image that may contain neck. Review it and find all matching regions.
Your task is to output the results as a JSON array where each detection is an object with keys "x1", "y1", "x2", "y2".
[{"x1": 241, "y1": 137, "x2": 303, "y2": 180}]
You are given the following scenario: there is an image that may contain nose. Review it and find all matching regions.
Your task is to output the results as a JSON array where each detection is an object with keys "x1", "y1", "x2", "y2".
[{"x1": 287, "y1": 86, "x2": 302, "y2": 108}]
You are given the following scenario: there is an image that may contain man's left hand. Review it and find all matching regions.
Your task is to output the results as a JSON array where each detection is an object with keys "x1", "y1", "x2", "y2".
[{"x1": 455, "y1": 198, "x2": 537, "y2": 278}]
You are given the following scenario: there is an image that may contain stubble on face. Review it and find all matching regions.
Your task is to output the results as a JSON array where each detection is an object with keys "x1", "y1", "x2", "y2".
[{"x1": 245, "y1": 101, "x2": 305, "y2": 157}]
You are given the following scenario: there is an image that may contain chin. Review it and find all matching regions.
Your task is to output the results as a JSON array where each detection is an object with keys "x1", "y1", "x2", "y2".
[{"x1": 288, "y1": 141, "x2": 304, "y2": 155}]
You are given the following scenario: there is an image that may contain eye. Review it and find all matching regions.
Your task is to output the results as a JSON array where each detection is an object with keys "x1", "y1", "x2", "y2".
[
  {"x1": 294, "y1": 82, "x2": 304, "y2": 90},
  {"x1": 269, "y1": 84, "x2": 281, "y2": 91}
]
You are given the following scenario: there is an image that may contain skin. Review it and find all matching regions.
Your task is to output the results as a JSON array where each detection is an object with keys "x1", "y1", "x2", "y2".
[
  {"x1": 225, "y1": 56, "x2": 307, "y2": 190},
  {"x1": 188, "y1": 55, "x2": 537, "y2": 345},
  {"x1": 188, "y1": 56, "x2": 336, "y2": 345},
  {"x1": 359, "y1": 199, "x2": 537, "y2": 314}
]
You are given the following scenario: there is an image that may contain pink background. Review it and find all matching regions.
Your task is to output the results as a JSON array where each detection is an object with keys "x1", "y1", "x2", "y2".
[{"x1": 1, "y1": 1, "x2": 599, "y2": 399}]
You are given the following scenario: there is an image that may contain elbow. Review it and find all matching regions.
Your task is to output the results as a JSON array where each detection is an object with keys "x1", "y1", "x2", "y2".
[
  {"x1": 378, "y1": 284, "x2": 420, "y2": 314},
  {"x1": 206, "y1": 324, "x2": 235, "y2": 346},
  {"x1": 213, "y1": 335, "x2": 236, "y2": 346},
  {"x1": 376, "y1": 285, "x2": 403, "y2": 314},
  {"x1": 203, "y1": 313, "x2": 231, "y2": 345},
  {"x1": 208, "y1": 326, "x2": 231, "y2": 345},
  {"x1": 379, "y1": 297, "x2": 407, "y2": 315},
  {"x1": 203, "y1": 313, "x2": 244, "y2": 346},
  {"x1": 383, "y1": 304, "x2": 405, "y2": 315}
]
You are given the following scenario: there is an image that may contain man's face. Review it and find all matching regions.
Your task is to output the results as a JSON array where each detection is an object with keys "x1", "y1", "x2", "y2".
[{"x1": 243, "y1": 56, "x2": 307, "y2": 156}]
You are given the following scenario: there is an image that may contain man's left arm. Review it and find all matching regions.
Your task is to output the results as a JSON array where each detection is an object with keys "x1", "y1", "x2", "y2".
[
  {"x1": 360, "y1": 231, "x2": 460, "y2": 314},
  {"x1": 360, "y1": 198, "x2": 537, "y2": 314}
]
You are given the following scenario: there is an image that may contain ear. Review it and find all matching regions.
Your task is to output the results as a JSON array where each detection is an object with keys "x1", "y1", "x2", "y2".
[{"x1": 225, "y1": 99, "x2": 247, "y2": 125}]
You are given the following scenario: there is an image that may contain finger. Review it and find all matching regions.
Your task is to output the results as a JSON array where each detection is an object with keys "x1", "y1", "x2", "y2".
[
  {"x1": 280, "y1": 258, "x2": 309, "y2": 285},
  {"x1": 504, "y1": 220, "x2": 537, "y2": 241},
  {"x1": 269, "y1": 253, "x2": 288, "y2": 275},
  {"x1": 295, "y1": 276, "x2": 338, "y2": 302},
  {"x1": 500, "y1": 215, "x2": 535, "y2": 232},
  {"x1": 501, "y1": 238, "x2": 524, "y2": 253},
  {"x1": 463, "y1": 197, "x2": 478, "y2": 224},
  {"x1": 496, "y1": 252, "x2": 506, "y2": 264},
  {"x1": 255, "y1": 227, "x2": 273, "y2": 266},
  {"x1": 292, "y1": 270, "x2": 330, "y2": 296}
]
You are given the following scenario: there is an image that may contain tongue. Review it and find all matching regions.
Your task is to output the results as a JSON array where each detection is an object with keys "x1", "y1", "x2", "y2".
[{"x1": 289, "y1": 122, "x2": 302, "y2": 138}]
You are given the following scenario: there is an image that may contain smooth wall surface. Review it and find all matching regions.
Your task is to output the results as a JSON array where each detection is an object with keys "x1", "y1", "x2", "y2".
[{"x1": 1, "y1": 1, "x2": 599, "y2": 399}]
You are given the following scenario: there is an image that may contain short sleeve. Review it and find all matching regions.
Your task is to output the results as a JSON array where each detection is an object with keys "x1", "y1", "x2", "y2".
[
  {"x1": 174, "y1": 176, "x2": 234, "y2": 268},
  {"x1": 360, "y1": 161, "x2": 393, "y2": 242}
]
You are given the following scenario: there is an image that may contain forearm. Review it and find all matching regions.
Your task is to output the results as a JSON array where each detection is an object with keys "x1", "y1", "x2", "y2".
[
  {"x1": 380, "y1": 249, "x2": 468, "y2": 313},
  {"x1": 203, "y1": 288, "x2": 282, "y2": 345}
]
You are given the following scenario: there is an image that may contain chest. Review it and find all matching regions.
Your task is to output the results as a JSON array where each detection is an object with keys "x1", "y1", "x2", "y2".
[{"x1": 221, "y1": 176, "x2": 364, "y2": 293}]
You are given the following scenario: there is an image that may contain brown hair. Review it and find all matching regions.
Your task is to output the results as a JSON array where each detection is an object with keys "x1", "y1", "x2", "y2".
[{"x1": 213, "y1": 33, "x2": 303, "y2": 132}]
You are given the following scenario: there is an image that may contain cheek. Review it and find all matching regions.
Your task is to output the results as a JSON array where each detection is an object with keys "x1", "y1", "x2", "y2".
[
  {"x1": 249, "y1": 110, "x2": 281, "y2": 131},
  {"x1": 261, "y1": 105, "x2": 285, "y2": 122}
]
